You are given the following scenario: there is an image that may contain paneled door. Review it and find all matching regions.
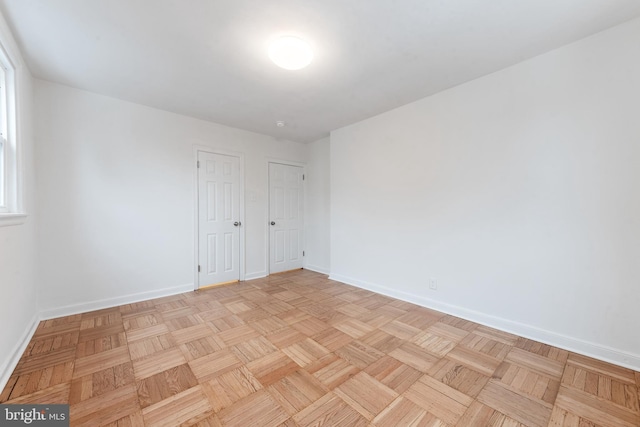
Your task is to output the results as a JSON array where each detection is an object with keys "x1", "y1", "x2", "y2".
[
  {"x1": 198, "y1": 151, "x2": 240, "y2": 288},
  {"x1": 269, "y1": 162, "x2": 304, "y2": 274}
]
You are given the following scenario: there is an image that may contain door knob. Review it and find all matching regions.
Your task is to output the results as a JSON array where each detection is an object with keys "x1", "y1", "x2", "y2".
[
  {"x1": 234, "y1": 221, "x2": 241, "y2": 227},
  {"x1": 270, "y1": 221, "x2": 275, "y2": 226}
]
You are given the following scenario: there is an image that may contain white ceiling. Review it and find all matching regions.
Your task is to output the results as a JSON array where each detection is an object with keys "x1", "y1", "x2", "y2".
[{"x1": 2, "y1": 1, "x2": 640, "y2": 143}]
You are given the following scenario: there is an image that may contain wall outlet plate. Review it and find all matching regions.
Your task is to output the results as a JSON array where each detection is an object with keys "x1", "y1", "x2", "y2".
[{"x1": 429, "y1": 278, "x2": 438, "y2": 290}]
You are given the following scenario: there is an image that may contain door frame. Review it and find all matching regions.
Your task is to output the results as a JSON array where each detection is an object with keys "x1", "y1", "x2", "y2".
[
  {"x1": 193, "y1": 145, "x2": 246, "y2": 290},
  {"x1": 266, "y1": 158, "x2": 306, "y2": 276}
]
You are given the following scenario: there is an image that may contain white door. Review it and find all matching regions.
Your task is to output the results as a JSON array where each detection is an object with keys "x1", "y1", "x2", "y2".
[
  {"x1": 198, "y1": 152, "x2": 241, "y2": 288},
  {"x1": 269, "y1": 163, "x2": 304, "y2": 274}
]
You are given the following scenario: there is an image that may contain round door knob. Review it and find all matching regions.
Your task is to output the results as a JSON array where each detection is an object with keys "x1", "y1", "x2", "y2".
[
  {"x1": 234, "y1": 222, "x2": 239, "y2": 227},
  {"x1": 270, "y1": 221, "x2": 275, "y2": 226}
]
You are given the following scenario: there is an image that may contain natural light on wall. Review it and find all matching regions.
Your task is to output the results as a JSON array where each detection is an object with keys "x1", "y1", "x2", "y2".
[{"x1": 268, "y1": 36, "x2": 313, "y2": 70}]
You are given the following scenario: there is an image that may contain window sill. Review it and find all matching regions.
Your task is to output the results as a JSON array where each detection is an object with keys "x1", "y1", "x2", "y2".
[{"x1": 0, "y1": 213, "x2": 28, "y2": 227}]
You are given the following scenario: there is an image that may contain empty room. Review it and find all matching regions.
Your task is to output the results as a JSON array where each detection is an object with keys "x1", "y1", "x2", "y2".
[{"x1": 0, "y1": 1, "x2": 639, "y2": 426}]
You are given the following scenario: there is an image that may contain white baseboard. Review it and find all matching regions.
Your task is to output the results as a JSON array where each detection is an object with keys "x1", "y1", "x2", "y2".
[
  {"x1": 329, "y1": 273, "x2": 640, "y2": 372},
  {"x1": 0, "y1": 312, "x2": 40, "y2": 393},
  {"x1": 244, "y1": 271, "x2": 267, "y2": 281},
  {"x1": 304, "y1": 265, "x2": 330, "y2": 275},
  {"x1": 39, "y1": 283, "x2": 194, "y2": 320}
]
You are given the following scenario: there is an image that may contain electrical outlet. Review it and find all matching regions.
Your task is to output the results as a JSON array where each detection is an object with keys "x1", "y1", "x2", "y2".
[{"x1": 429, "y1": 278, "x2": 438, "y2": 290}]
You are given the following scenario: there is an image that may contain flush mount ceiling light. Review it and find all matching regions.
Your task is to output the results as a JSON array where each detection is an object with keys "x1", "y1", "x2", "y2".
[
  {"x1": 276, "y1": 121, "x2": 286, "y2": 127},
  {"x1": 268, "y1": 36, "x2": 313, "y2": 70}
]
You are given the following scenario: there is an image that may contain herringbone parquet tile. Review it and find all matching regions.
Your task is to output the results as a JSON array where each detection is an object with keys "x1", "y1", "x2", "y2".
[{"x1": 1, "y1": 269, "x2": 639, "y2": 426}]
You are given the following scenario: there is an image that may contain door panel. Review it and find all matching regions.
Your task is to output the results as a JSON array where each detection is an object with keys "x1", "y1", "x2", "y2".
[
  {"x1": 206, "y1": 182, "x2": 216, "y2": 221},
  {"x1": 207, "y1": 234, "x2": 217, "y2": 274},
  {"x1": 224, "y1": 232, "x2": 233, "y2": 272},
  {"x1": 269, "y1": 163, "x2": 304, "y2": 273},
  {"x1": 275, "y1": 230, "x2": 285, "y2": 263},
  {"x1": 198, "y1": 152, "x2": 240, "y2": 287},
  {"x1": 289, "y1": 230, "x2": 299, "y2": 261}
]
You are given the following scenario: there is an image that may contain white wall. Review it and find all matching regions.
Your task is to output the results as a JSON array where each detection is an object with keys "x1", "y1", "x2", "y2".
[
  {"x1": 304, "y1": 137, "x2": 330, "y2": 274},
  {"x1": 0, "y1": 12, "x2": 38, "y2": 387},
  {"x1": 330, "y1": 17, "x2": 640, "y2": 369},
  {"x1": 35, "y1": 80, "x2": 307, "y2": 317}
]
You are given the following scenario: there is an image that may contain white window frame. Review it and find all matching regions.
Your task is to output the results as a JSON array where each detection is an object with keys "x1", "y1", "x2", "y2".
[
  {"x1": 0, "y1": 63, "x2": 8, "y2": 212},
  {"x1": 0, "y1": 36, "x2": 23, "y2": 226}
]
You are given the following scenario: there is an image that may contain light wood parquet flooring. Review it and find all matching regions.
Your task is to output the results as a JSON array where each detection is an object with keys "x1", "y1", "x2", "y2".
[{"x1": 1, "y1": 269, "x2": 639, "y2": 426}]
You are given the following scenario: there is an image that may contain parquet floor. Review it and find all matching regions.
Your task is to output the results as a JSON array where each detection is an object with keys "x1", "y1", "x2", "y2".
[{"x1": 1, "y1": 270, "x2": 639, "y2": 426}]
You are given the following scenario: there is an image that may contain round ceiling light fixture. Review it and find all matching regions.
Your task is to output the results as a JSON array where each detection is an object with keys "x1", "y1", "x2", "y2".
[{"x1": 268, "y1": 36, "x2": 313, "y2": 70}]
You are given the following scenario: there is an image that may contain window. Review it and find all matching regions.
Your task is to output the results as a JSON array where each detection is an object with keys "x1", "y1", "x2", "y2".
[
  {"x1": 0, "y1": 63, "x2": 8, "y2": 212},
  {"x1": 0, "y1": 37, "x2": 20, "y2": 223}
]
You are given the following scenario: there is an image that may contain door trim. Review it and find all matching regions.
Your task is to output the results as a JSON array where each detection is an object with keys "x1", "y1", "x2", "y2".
[
  {"x1": 193, "y1": 145, "x2": 246, "y2": 290},
  {"x1": 266, "y1": 158, "x2": 306, "y2": 276}
]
